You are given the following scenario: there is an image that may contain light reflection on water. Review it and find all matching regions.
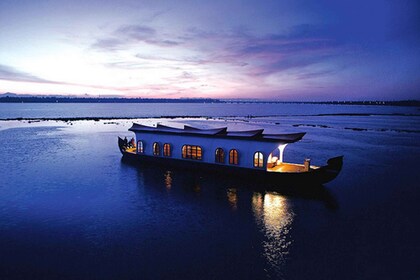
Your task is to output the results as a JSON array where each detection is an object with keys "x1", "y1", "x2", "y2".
[
  {"x1": 226, "y1": 188, "x2": 238, "y2": 210},
  {"x1": 150, "y1": 165, "x2": 295, "y2": 277},
  {"x1": 138, "y1": 164, "x2": 295, "y2": 278},
  {"x1": 252, "y1": 192, "x2": 294, "y2": 276},
  {"x1": 2, "y1": 115, "x2": 417, "y2": 279},
  {"x1": 164, "y1": 171, "x2": 172, "y2": 190}
]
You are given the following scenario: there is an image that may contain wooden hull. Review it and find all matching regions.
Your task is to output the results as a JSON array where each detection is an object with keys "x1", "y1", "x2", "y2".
[{"x1": 119, "y1": 137, "x2": 343, "y2": 187}]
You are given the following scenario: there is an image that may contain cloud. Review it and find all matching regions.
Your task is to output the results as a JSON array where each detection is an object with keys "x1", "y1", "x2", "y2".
[
  {"x1": 91, "y1": 38, "x2": 124, "y2": 51},
  {"x1": 92, "y1": 24, "x2": 182, "y2": 51},
  {"x1": 135, "y1": 53, "x2": 212, "y2": 66},
  {"x1": 180, "y1": 71, "x2": 196, "y2": 80},
  {"x1": 92, "y1": 22, "x2": 350, "y2": 98},
  {"x1": 94, "y1": 22, "x2": 343, "y2": 77},
  {"x1": 116, "y1": 24, "x2": 156, "y2": 41},
  {"x1": 175, "y1": 24, "x2": 344, "y2": 78},
  {"x1": 0, "y1": 64, "x2": 151, "y2": 94},
  {"x1": 0, "y1": 64, "x2": 58, "y2": 84}
]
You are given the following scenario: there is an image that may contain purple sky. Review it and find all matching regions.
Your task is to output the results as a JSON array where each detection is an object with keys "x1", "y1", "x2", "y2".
[{"x1": 0, "y1": 0, "x2": 419, "y2": 100}]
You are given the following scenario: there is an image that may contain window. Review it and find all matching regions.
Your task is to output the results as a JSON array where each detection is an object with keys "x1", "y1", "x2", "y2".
[
  {"x1": 182, "y1": 145, "x2": 202, "y2": 160},
  {"x1": 163, "y1": 143, "x2": 171, "y2": 157},
  {"x1": 215, "y1": 148, "x2": 224, "y2": 163},
  {"x1": 137, "y1": 140, "x2": 144, "y2": 153},
  {"x1": 254, "y1": 152, "x2": 264, "y2": 168},
  {"x1": 153, "y1": 142, "x2": 160, "y2": 156},
  {"x1": 229, "y1": 149, "x2": 239, "y2": 165}
]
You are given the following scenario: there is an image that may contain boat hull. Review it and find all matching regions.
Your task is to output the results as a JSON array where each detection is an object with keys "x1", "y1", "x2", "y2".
[{"x1": 119, "y1": 146, "x2": 343, "y2": 186}]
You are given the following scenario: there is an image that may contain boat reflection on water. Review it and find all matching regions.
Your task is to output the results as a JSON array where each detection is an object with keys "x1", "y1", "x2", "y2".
[
  {"x1": 226, "y1": 188, "x2": 238, "y2": 210},
  {"x1": 164, "y1": 171, "x2": 172, "y2": 190},
  {"x1": 121, "y1": 159, "x2": 337, "y2": 277},
  {"x1": 252, "y1": 192, "x2": 294, "y2": 275}
]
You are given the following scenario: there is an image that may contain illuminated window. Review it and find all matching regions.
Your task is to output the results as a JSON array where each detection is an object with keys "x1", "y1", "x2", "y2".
[
  {"x1": 153, "y1": 142, "x2": 160, "y2": 156},
  {"x1": 215, "y1": 148, "x2": 224, "y2": 163},
  {"x1": 137, "y1": 140, "x2": 144, "y2": 153},
  {"x1": 229, "y1": 149, "x2": 239, "y2": 165},
  {"x1": 163, "y1": 143, "x2": 171, "y2": 157},
  {"x1": 254, "y1": 151, "x2": 264, "y2": 168},
  {"x1": 182, "y1": 145, "x2": 202, "y2": 160}
]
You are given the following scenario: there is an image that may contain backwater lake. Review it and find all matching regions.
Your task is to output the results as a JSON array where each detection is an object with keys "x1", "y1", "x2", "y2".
[{"x1": 0, "y1": 103, "x2": 419, "y2": 279}]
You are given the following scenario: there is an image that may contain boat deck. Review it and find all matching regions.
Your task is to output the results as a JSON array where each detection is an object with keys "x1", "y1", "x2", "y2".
[
  {"x1": 267, "y1": 163, "x2": 319, "y2": 173},
  {"x1": 125, "y1": 147, "x2": 137, "y2": 154}
]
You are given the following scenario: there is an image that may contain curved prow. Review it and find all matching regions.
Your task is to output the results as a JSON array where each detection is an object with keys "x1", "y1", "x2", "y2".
[
  {"x1": 315, "y1": 156, "x2": 344, "y2": 184},
  {"x1": 326, "y1": 156, "x2": 344, "y2": 172},
  {"x1": 118, "y1": 136, "x2": 127, "y2": 154}
]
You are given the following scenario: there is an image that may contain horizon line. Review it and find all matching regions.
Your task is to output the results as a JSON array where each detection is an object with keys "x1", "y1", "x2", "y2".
[{"x1": 0, "y1": 94, "x2": 419, "y2": 104}]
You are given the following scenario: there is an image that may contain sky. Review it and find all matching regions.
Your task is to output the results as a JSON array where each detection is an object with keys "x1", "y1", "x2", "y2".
[{"x1": 0, "y1": 0, "x2": 419, "y2": 100}]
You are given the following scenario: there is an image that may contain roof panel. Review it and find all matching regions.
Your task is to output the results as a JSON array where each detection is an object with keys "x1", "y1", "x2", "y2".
[
  {"x1": 129, "y1": 123, "x2": 305, "y2": 143},
  {"x1": 227, "y1": 129, "x2": 264, "y2": 137}
]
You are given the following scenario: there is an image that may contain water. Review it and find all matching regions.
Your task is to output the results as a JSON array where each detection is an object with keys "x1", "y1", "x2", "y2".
[
  {"x1": 0, "y1": 103, "x2": 419, "y2": 279},
  {"x1": 0, "y1": 102, "x2": 419, "y2": 119}
]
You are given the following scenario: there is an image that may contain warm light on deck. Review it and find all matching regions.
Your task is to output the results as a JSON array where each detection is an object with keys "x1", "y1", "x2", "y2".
[{"x1": 278, "y1": 144, "x2": 288, "y2": 163}]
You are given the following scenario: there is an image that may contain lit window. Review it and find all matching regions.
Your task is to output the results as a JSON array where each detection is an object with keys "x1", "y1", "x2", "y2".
[
  {"x1": 229, "y1": 149, "x2": 239, "y2": 165},
  {"x1": 153, "y1": 142, "x2": 160, "y2": 156},
  {"x1": 182, "y1": 145, "x2": 202, "y2": 160},
  {"x1": 137, "y1": 140, "x2": 144, "y2": 153},
  {"x1": 254, "y1": 152, "x2": 264, "y2": 168},
  {"x1": 215, "y1": 148, "x2": 224, "y2": 163},
  {"x1": 163, "y1": 143, "x2": 171, "y2": 157}
]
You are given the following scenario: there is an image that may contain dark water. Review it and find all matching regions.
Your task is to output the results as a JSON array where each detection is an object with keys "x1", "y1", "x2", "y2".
[{"x1": 0, "y1": 104, "x2": 419, "y2": 279}]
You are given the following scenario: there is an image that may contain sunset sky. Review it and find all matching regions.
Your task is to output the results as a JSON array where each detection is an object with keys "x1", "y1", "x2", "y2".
[{"x1": 0, "y1": 0, "x2": 419, "y2": 100}]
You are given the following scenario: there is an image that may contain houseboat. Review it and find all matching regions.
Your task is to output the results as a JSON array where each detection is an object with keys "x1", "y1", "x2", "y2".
[{"x1": 118, "y1": 123, "x2": 343, "y2": 185}]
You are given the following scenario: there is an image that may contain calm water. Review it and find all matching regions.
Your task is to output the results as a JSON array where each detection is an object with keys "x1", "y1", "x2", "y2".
[
  {"x1": 0, "y1": 103, "x2": 419, "y2": 279},
  {"x1": 0, "y1": 102, "x2": 419, "y2": 119}
]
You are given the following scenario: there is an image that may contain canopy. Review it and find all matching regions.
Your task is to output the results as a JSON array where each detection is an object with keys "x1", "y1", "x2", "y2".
[{"x1": 129, "y1": 123, "x2": 305, "y2": 143}]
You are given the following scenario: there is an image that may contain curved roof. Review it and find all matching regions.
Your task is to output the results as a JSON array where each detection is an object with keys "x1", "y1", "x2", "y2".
[{"x1": 129, "y1": 123, "x2": 305, "y2": 143}]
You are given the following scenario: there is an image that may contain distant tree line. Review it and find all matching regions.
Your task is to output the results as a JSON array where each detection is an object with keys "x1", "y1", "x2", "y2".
[
  {"x1": 304, "y1": 100, "x2": 420, "y2": 107},
  {"x1": 0, "y1": 96, "x2": 223, "y2": 103},
  {"x1": 0, "y1": 96, "x2": 418, "y2": 106}
]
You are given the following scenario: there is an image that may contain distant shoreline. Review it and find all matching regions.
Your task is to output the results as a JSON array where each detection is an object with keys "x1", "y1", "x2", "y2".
[
  {"x1": 1, "y1": 112, "x2": 419, "y2": 122},
  {"x1": 0, "y1": 96, "x2": 419, "y2": 107}
]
